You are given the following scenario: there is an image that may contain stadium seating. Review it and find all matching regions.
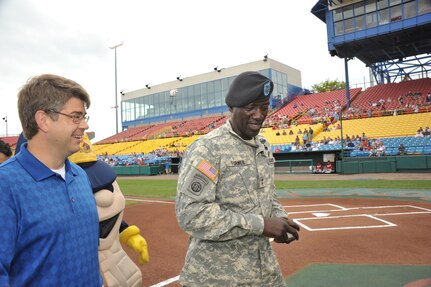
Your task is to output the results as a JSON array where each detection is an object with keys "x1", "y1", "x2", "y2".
[
  {"x1": 352, "y1": 78, "x2": 431, "y2": 113},
  {"x1": 5, "y1": 79, "x2": 429, "y2": 158},
  {"x1": 272, "y1": 88, "x2": 362, "y2": 124},
  {"x1": 312, "y1": 112, "x2": 431, "y2": 141}
]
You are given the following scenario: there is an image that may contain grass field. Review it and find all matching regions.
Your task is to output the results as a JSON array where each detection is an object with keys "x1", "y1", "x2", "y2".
[{"x1": 117, "y1": 178, "x2": 431, "y2": 198}]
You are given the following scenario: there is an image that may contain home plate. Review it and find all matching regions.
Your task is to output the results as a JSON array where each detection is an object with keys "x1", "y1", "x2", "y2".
[{"x1": 313, "y1": 212, "x2": 330, "y2": 217}]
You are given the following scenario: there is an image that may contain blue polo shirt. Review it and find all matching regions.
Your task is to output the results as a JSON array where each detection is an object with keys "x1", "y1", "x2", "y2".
[{"x1": 0, "y1": 144, "x2": 102, "y2": 287}]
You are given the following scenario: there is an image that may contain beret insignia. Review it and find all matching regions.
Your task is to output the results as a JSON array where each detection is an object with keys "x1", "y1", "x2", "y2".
[{"x1": 264, "y1": 80, "x2": 271, "y2": 96}]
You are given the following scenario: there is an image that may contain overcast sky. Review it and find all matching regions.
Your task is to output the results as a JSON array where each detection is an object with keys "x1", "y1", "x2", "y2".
[{"x1": 0, "y1": 0, "x2": 370, "y2": 142}]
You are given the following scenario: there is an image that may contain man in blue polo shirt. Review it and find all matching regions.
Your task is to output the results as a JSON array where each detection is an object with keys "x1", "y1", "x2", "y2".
[{"x1": 0, "y1": 74, "x2": 102, "y2": 286}]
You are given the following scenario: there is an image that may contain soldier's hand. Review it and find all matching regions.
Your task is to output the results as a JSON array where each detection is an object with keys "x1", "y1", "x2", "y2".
[{"x1": 263, "y1": 217, "x2": 299, "y2": 244}]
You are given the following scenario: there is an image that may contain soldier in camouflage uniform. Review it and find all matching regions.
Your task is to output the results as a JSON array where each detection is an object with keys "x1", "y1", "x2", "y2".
[{"x1": 176, "y1": 71, "x2": 300, "y2": 287}]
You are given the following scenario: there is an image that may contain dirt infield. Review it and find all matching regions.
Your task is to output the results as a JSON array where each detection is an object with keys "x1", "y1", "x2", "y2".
[{"x1": 122, "y1": 194, "x2": 431, "y2": 287}]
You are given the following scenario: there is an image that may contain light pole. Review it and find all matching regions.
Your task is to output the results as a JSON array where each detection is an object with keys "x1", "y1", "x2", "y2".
[
  {"x1": 2, "y1": 116, "x2": 8, "y2": 136},
  {"x1": 109, "y1": 42, "x2": 123, "y2": 134}
]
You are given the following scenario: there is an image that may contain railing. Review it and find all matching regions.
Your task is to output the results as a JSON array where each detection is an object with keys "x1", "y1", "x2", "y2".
[{"x1": 274, "y1": 159, "x2": 314, "y2": 174}]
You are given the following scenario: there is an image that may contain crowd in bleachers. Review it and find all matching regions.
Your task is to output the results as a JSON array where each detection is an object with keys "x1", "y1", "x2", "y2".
[
  {"x1": 414, "y1": 126, "x2": 431, "y2": 137},
  {"x1": 272, "y1": 127, "x2": 431, "y2": 157},
  {"x1": 4, "y1": 78, "x2": 430, "y2": 161},
  {"x1": 97, "y1": 145, "x2": 183, "y2": 167}
]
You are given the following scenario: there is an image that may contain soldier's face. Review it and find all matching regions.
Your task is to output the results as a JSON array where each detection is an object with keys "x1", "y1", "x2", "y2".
[{"x1": 229, "y1": 97, "x2": 269, "y2": 140}]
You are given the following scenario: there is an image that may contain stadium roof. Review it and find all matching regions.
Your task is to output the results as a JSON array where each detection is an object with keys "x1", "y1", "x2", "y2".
[{"x1": 311, "y1": 0, "x2": 431, "y2": 66}]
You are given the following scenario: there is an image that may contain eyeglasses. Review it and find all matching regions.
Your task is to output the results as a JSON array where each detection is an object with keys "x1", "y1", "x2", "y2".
[{"x1": 48, "y1": 109, "x2": 90, "y2": 124}]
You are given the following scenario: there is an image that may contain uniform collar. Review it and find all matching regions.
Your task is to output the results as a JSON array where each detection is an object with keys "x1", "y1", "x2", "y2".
[
  {"x1": 226, "y1": 120, "x2": 259, "y2": 148},
  {"x1": 225, "y1": 121, "x2": 269, "y2": 157}
]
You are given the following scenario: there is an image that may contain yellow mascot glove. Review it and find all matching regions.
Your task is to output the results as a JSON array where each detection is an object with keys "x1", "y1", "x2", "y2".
[{"x1": 120, "y1": 225, "x2": 149, "y2": 265}]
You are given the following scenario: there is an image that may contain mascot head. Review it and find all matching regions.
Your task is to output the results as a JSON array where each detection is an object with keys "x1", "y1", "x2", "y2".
[{"x1": 69, "y1": 134, "x2": 116, "y2": 193}]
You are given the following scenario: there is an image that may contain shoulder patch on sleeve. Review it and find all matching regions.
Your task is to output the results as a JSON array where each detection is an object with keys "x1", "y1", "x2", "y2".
[
  {"x1": 197, "y1": 159, "x2": 218, "y2": 181},
  {"x1": 187, "y1": 173, "x2": 209, "y2": 196}
]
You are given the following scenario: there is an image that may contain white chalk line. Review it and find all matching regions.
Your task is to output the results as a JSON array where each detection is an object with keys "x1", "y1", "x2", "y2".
[
  {"x1": 148, "y1": 275, "x2": 180, "y2": 287},
  {"x1": 125, "y1": 198, "x2": 175, "y2": 204}
]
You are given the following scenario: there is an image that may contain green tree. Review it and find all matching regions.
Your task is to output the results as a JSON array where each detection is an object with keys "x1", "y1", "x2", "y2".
[{"x1": 311, "y1": 79, "x2": 346, "y2": 93}]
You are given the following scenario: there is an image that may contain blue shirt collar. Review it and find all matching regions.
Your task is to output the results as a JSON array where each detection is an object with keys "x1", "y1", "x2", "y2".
[{"x1": 16, "y1": 143, "x2": 78, "y2": 182}]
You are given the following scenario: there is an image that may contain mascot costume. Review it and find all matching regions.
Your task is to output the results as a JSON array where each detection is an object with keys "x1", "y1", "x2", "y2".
[{"x1": 16, "y1": 133, "x2": 149, "y2": 287}]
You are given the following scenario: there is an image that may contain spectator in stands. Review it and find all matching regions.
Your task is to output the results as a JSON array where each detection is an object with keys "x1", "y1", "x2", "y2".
[
  {"x1": 295, "y1": 135, "x2": 301, "y2": 149},
  {"x1": 358, "y1": 138, "x2": 370, "y2": 152},
  {"x1": 423, "y1": 127, "x2": 430, "y2": 137},
  {"x1": 308, "y1": 127, "x2": 314, "y2": 141},
  {"x1": 426, "y1": 92, "x2": 431, "y2": 105},
  {"x1": 369, "y1": 139, "x2": 378, "y2": 157},
  {"x1": 398, "y1": 143, "x2": 406, "y2": 156},
  {"x1": 0, "y1": 139, "x2": 12, "y2": 164},
  {"x1": 289, "y1": 129, "x2": 294, "y2": 135},
  {"x1": 0, "y1": 74, "x2": 102, "y2": 286},
  {"x1": 333, "y1": 111, "x2": 339, "y2": 121},
  {"x1": 175, "y1": 71, "x2": 299, "y2": 286},
  {"x1": 302, "y1": 130, "x2": 308, "y2": 146},
  {"x1": 346, "y1": 139, "x2": 355, "y2": 148},
  {"x1": 398, "y1": 95, "x2": 404, "y2": 105},
  {"x1": 377, "y1": 142, "x2": 386, "y2": 157},
  {"x1": 415, "y1": 130, "x2": 424, "y2": 138}
]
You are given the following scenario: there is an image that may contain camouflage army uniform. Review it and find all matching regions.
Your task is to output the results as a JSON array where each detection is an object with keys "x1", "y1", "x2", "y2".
[{"x1": 176, "y1": 121, "x2": 288, "y2": 287}]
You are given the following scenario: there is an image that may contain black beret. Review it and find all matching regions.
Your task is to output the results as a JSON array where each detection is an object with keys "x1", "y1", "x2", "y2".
[{"x1": 225, "y1": 71, "x2": 273, "y2": 107}]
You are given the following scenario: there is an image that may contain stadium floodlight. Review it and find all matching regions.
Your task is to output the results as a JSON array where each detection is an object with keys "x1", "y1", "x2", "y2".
[
  {"x1": 169, "y1": 89, "x2": 178, "y2": 97},
  {"x1": 263, "y1": 54, "x2": 268, "y2": 62},
  {"x1": 214, "y1": 66, "x2": 222, "y2": 72},
  {"x1": 145, "y1": 84, "x2": 151, "y2": 89},
  {"x1": 109, "y1": 41, "x2": 124, "y2": 135},
  {"x1": 177, "y1": 76, "x2": 183, "y2": 81}
]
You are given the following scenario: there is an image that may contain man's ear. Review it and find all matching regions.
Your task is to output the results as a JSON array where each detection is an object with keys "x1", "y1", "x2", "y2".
[{"x1": 35, "y1": 110, "x2": 50, "y2": 133}]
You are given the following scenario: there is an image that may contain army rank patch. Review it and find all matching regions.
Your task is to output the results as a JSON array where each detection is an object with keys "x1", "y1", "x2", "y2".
[
  {"x1": 187, "y1": 173, "x2": 209, "y2": 196},
  {"x1": 197, "y1": 159, "x2": 218, "y2": 181}
]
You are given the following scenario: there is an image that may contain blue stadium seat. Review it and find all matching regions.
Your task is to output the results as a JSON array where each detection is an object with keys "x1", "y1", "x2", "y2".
[
  {"x1": 415, "y1": 146, "x2": 424, "y2": 154},
  {"x1": 349, "y1": 150, "x2": 359, "y2": 157},
  {"x1": 385, "y1": 147, "x2": 396, "y2": 156}
]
